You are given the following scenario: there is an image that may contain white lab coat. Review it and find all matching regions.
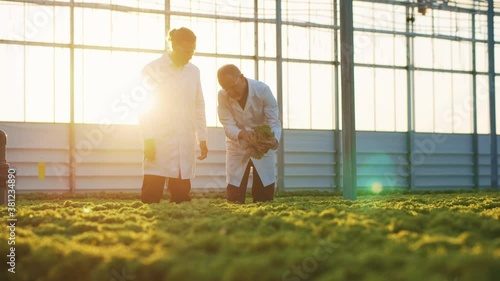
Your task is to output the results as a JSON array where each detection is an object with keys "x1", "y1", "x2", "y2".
[
  {"x1": 139, "y1": 54, "x2": 207, "y2": 179},
  {"x1": 217, "y1": 78, "x2": 281, "y2": 187}
]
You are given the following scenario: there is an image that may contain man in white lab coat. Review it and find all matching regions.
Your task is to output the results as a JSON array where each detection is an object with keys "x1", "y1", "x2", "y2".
[
  {"x1": 139, "y1": 27, "x2": 208, "y2": 204},
  {"x1": 217, "y1": 64, "x2": 281, "y2": 204}
]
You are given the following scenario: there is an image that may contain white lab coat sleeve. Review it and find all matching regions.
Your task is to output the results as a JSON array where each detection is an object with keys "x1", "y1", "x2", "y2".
[
  {"x1": 217, "y1": 91, "x2": 241, "y2": 142},
  {"x1": 263, "y1": 85, "x2": 281, "y2": 144},
  {"x1": 195, "y1": 70, "x2": 207, "y2": 142}
]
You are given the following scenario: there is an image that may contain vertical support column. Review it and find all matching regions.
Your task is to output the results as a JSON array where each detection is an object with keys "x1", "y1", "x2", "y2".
[
  {"x1": 333, "y1": 0, "x2": 341, "y2": 192},
  {"x1": 69, "y1": 0, "x2": 76, "y2": 193},
  {"x1": 472, "y1": 12, "x2": 479, "y2": 189},
  {"x1": 254, "y1": 0, "x2": 259, "y2": 80},
  {"x1": 276, "y1": 0, "x2": 285, "y2": 192},
  {"x1": 487, "y1": 0, "x2": 497, "y2": 188},
  {"x1": 340, "y1": 0, "x2": 356, "y2": 200},
  {"x1": 405, "y1": 3, "x2": 415, "y2": 190}
]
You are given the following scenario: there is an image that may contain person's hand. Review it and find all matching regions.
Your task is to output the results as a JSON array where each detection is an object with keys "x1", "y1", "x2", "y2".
[
  {"x1": 255, "y1": 138, "x2": 278, "y2": 152},
  {"x1": 238, "y1": 130, "x2": 254, "y2": 142},
  {"x1": 144, "y1": 139, "x2": 156, "y2": 160},
  {"x1": 269, "y1": 138, "x2": 279, "y2": 150},
  {"x1": 197, "y1": 141, "x2": 208, "y2": 160}
]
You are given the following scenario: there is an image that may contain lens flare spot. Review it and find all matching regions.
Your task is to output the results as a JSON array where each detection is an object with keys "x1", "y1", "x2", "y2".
[
  {"x1": 371, "y1": 182, "x2": 383, "y2": 194},
  {"x1": 82, "y1": 207, "x2": 92, "y2": 213}
]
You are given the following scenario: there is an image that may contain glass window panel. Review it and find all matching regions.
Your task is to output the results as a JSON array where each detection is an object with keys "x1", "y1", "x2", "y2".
[
  {"x1": 191, "y1": 56, "x2": 217, "y2": 127},
  {"x1": 394, "y1": 69, "x2": 408, "y2": 132},
  {"x1": 74, "y1": 8, "x2": 112, "y2": 46},
  {"x1": 55, "y1": 48, "x2": 70, "y2": 123},
  {"x1": 433, "y1": 72, "x2": 453, "y2": 133},
  {"x1": 216, "y1": 0, "x2": 252, "y2": 17},
  {"x1": 24, "y1": 4, "x2": 57, "y2": 43},
  {"x1": 354, "y1": 67, "x2": 375, "y2": 131},
  {"x1": 451, "y1": 41, "x2": 471, "y2": 71},
  {"x1": 258, "y1": 0, "x2": 275, "y2": 19},
  {"x1": 54, "y1": 7, "x2": 70, "y2": 43},
  {"x1": 258, "y1": 61, "x2": 277, "y2": 101},
  {"x1": 311, "y1": 64, "x2": 333, "y2": 130},
  {"x1": 25, "y1": 46, "x2": 55, "y2": 122},
  {"x1": 0, "y1": 1, "x2": 24, "y2": 41},
  {"x1": 475, "y1": 43, "x2": 488, "y2": 73},
  {"x1": 74, "y1": 49, "x2": 84, "y2": 123},
  {"x1": 75, "y1": 50, "x2": 158, "y2": 124},
  {"x1": 186, "y1": 18, "x2": 216, "y2": 54},
  {"x1": 139, "y1": 0, "x2": 163, "y2": 10},
  {"x1": 138, "y1": 13, "x2": 164, "y2": 50},
  {"x1": 414, "y1": 13, "x2": 433, "y2": 35},
  {"x1": 285, "y1": 63, "x2": 311, "y2": 129},
  {"x1": 393, "y1": 5, "x2": 407, "y2": 32},
  {"x1": 456, "y1": 12, "x2": 471, "y2": 39},
  {"x1": 284, "y1": 25, "x2": 310, "y2": 60},
  {"x1": 394, "y1": 35, "x2": 406, "y2": 66},
  {"x1": 372, "y1": 3, "x2": 394, "y2": 32},
  {"x1": 414, "y1": 71, "x2": 434, "y2": 132},
  {"x1": 240, "y1": 22, "x2": 255, "y2": 56},
  {"x1": 451, "y1": 74, "x2": 472, "y2": 133},
  {"x1": 0, "y1": 44, "x2": 24, "y2": 122},
  {"x1": 433, "y1": 39, "x2": 452, "y2": 70},
  {"x1": 353, "y1": 2, "x2": 373, "y2": 29},
  {"x1": 436, "y1": 10, "x2": 453, "y2": 37},
  {"x1": 190, "y1": 1, "x2": 216, "y2": 15},
  {"x1": 215, "y1": 20, "x2": 253, "y2": 56},
  {"x1": 496, "y1": 45, "x2": 500, "y2": 73},
  {"x1": 310, "y1": 0, "x2": 333, "y2": 25},
  {"x1": 283, "y1": 0, "x2": 309, "y2": 22},
  {"x1": 258, "y1": 23, "x2": 276, "y2": 57},
  {"x1": 310, "y1": 28, "x2": 333, "y2": 61},
  {"x1": 374, "y1": 35, "x2": 394, "y2": 66},
  {"x1": 475, "y1": 15, "x2": 487, "y2": 41},
  {"x1": 496, "y1": 16, "x2": 500, "y2": 42},
  {"x1": 375, "y1": 69, "x2": 395, "y2": 131},
  {"x1": 169, "y1": 0, "x2": 191, "y2": 13},
  {"x1": 476, "y1": 75, "x2": 489, "y2": 134},
  {"x1": 354, "y1": 32, "x2": 374, "y2": 65},
  {"x1": 111, "y1": 11, "x2": 139, "y2": 48}
]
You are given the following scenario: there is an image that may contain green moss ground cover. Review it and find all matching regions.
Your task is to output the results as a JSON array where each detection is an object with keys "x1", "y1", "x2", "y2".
[{"x1": 1, "y1": 191, "x2": 499, "y2": 281}]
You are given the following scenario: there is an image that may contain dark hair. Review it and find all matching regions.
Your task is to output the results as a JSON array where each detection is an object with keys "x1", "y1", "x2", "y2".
[{"x1": 168, "y1": 27, "x2": 196, "y2": 43}]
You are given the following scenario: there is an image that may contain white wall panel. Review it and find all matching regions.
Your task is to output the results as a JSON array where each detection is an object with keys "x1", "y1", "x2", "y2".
[{"x1": 1, "y1": 122, "x2": 499, "y2": 193}]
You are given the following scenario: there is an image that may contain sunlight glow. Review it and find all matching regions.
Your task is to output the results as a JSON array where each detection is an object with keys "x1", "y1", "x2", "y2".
[{"x1": 371, "y1": 182, "x2": 383, "y2": 194}]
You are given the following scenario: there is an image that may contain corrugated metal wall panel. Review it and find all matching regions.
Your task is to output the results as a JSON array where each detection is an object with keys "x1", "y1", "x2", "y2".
[
  {"x1": 477, "y1": 135, "x2": 500, "y2": 188},
  {"x1": 356, "y1": 132, "x2": 408, "y2": 190},
  {"x1": 411, "y1": 133, "x2": 475, "y2": 189},
  {"x1": 283, "y1": 130, "x2": 336, "y2": 190},
  {"x1": 1, "y1": 122, "x2": 500, "y2": 192},
  {"x1": 0, "y1": 123, "x2": 70, "y2": 191}
]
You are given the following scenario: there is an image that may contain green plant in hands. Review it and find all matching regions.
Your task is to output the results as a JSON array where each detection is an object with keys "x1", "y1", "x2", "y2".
[{"x1": 241, "y1": 124, "x2": 275, "y2": 162}]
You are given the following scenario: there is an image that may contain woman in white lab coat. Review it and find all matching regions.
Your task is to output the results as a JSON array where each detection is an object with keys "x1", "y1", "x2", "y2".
[
  {"x1": 139, "y1": 27, "x2": 208, "y2": 204},
  {"x1": 217, "y1": 64, "x2": 281, "y2": 203}
]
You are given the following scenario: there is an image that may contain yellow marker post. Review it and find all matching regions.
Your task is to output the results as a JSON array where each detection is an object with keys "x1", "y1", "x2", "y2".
[{"x1": 38, "y1": 162, "x2": 46, "y2": 180}]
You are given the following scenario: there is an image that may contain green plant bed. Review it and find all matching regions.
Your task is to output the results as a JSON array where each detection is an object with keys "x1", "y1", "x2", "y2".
[{"x1": 1, "y1": 191, "x2": 499, "y2": 281}]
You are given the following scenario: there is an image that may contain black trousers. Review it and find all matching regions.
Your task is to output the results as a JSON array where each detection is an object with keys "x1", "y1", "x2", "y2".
[
  {"x1": 141, "y1": 175, "x2": 191, "y2": 204},
  {"x1": 227, "y1": 161, "x2": 275, "y2": 204}
]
